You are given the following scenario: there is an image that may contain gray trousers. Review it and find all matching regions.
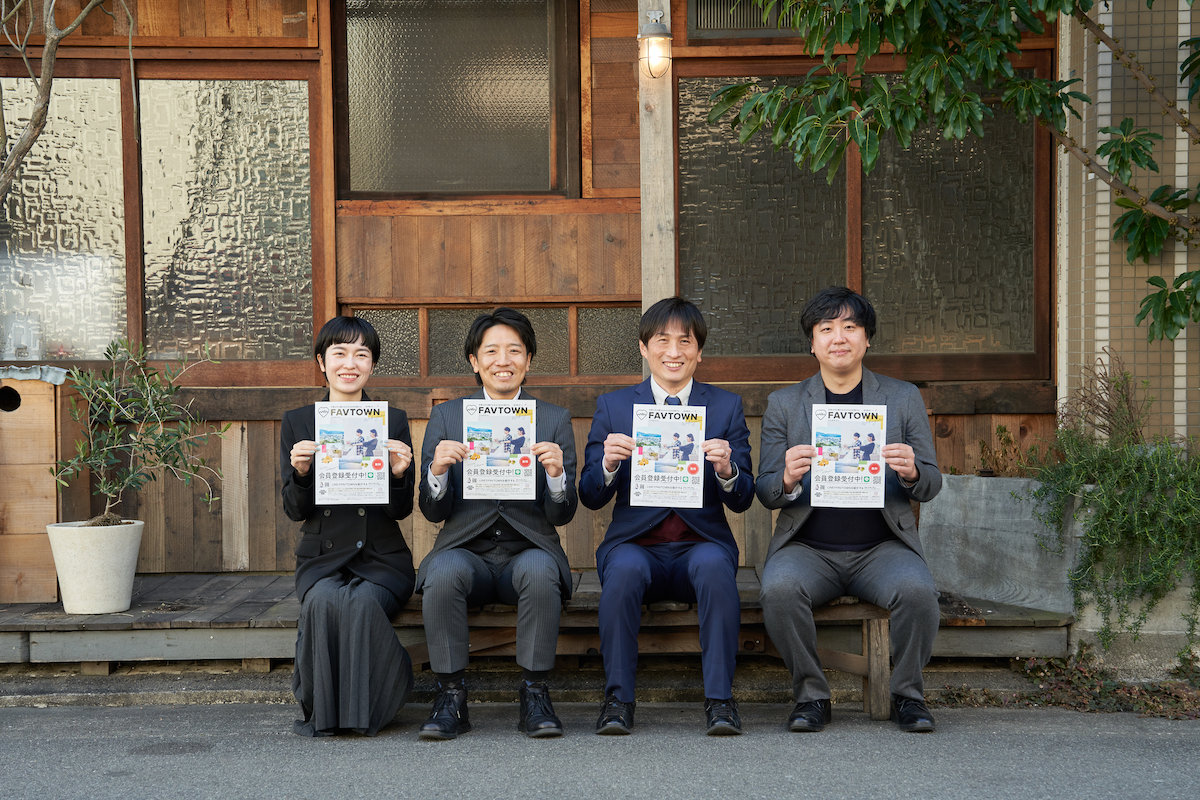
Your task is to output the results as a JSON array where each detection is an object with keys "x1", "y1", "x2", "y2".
[
  {"x1": 420, "y1": 545, "x2": 562, "y2": 674},
  {"x1": 760, "y1": 539, "x2": 940, "y2": 702}
]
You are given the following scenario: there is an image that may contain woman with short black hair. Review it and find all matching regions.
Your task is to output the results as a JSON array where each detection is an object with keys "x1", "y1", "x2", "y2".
[{"x1": 281, "y1": 315, "x2": 416, "y2": 736}]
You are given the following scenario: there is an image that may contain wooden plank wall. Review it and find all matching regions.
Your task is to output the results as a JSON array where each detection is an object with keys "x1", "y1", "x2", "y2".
[
  {"x1": 32, "y1": 0, "x2": 314, "y2": 43},
  {"x1": 66, "y1": 410, "x2": 1054, "y2": 576},
  {"x1": 584, "y1": 0, "x2": 640, "y2": 196},
  {"x1": 335, "y1": 209, "x2": 641, "y2": 302}
]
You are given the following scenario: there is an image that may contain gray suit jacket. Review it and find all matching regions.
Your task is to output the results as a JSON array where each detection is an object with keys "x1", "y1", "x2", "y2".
[
  {"x1": 415, "y1": 389, "x2": 577, "y2": 598},
  {"x1": 755, "y1": 368, "x2": 941, "y2": 563}
]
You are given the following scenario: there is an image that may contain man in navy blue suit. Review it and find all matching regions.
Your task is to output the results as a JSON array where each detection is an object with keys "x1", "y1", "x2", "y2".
[{"x1": 580, "y1": 297, "x2": 754, "y2": 736}]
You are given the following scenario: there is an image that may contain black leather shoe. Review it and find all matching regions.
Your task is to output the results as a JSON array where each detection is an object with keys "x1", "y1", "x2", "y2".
[
  {"x1": 419, "y1": 683, "x2": 471, "y2": 740},
  {"x1": 891, "y1": 695, "x2": 936, "y2": 732},
  {"x1": 595, "y1": 694, "x2": 635, "y2": 735},
  {"x1": 787, "y1": 699, "x2": 832, "y2": 732},
  {"x1": 518, "y1": 681, "x2": 563, "y2": 738},
  {"x1": 704, "y1": 697, "x2": 742, "y2": 736}
]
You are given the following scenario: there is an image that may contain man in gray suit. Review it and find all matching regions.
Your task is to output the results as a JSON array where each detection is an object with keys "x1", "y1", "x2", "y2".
[
  {"x1": 416, "y1": 308, "x2": 577, "y2": 740},
  {"x1": 757, "y1": 287, "x2": 942, "y2": 733}
]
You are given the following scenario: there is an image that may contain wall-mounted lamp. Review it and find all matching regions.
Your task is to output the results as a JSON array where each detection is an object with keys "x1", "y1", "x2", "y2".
[{"x1": 637, "y1": 11, "x2": 671, "y2": 79}]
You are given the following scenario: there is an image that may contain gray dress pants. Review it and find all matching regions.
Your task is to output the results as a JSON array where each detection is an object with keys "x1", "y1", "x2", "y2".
[
  {"x1": 760, "y1": 539, "x2": 940, "y2": 703},
  {"x1": 420, "y1": 545, "x2": 562, "y2": 673}
]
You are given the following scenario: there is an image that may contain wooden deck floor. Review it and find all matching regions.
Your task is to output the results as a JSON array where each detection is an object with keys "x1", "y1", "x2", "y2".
[{"x1": 0, "y1": 570, "x2": 1073, "y2": 665}]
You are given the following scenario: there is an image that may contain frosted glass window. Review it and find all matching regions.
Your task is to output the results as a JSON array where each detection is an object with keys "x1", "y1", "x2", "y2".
[
  {"x1": 578, "y1": 307, "x2": 641, "y2": 374},
  {"x1": 0, "y1": 78, "x2": 126, "y2": 360},
  {"x1": 862, "y1": 107, "x2": 1036, "y2": 354},
  {"x1": 428, "y1": 307, "x2": 567, "y2": 376},
  {"x1": 345, "y1": 0, "x2": 552, "y2": 193},
  {"x1": 141, "y1": 80, "x2": 312, "y2": 360},
  {"x1": 678, "y1": 76, "x2": 846, "y2": 356},
  {"x1": 355, "y1": 309, "x2": 420, "y2": 376}
]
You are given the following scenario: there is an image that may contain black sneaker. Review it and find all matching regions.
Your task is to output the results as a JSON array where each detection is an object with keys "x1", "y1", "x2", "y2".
[
  {"x1": 518, "y1": 680, "x2": 563, "y2": 738},
  {"x1": 595, "y1": 694, "x2": 635, "y2": 735},
  {"x1": 704, "y1": 697, "x2": 742, "y2": 736},
  {"x1": 418, "y1": 682, "x2": 471, "y2": 740}
]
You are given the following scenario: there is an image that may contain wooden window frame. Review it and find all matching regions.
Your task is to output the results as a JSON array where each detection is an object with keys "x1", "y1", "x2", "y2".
[
  {"x1": 676, "y1": 50, "x2": 1054, "y2": 386},
  {"x1": 0, "y1": 56, "x2": 330, "y2": 387},
  {"x1": 331, "y1": 0, "x2": 583, "y2": 201}
]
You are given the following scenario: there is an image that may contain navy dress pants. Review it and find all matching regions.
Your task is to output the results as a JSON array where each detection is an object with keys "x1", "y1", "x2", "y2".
[{"x1": 598, "y1": 541, "x2": 740, "y2": 703}]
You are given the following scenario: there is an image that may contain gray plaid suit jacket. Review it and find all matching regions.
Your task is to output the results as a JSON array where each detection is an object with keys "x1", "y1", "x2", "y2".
[{"x1": 415, "y1": 389, "x2": 577, "y2": 599}]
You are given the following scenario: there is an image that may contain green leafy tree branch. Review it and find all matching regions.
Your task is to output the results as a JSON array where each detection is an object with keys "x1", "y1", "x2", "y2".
[{"x1": 709, "y1": 0, "x2": 1199, "y2": 341}]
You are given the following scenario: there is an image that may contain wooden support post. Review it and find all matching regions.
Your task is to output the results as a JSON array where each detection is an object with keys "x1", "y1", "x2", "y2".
[
  {"x1": 242, "y1": 658, "x2": 272, "y2": 673},
  {"x1": 638, "y1": 1, "x2": 675, "y2": 324},
  {"x1": 80, "y1": 661, "x2": 112, "y2": 676},
  {"x1": 866, "y1": 618, "x2": 891, "y2": 720}
]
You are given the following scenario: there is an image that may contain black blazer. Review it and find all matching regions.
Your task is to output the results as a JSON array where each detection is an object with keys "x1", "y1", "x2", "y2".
[{"x1": 281, "y1": 392, "x2": 416, "y2": 603}]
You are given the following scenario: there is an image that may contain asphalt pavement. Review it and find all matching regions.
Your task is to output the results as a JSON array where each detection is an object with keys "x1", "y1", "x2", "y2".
[{"x1": 2, "y1": 701, "x2": 1198, "y2": 800}]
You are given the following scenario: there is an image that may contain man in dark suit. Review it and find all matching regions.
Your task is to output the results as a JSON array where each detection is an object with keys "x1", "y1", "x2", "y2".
[
  {"x1": 580, "y1": 297, "x2": 754, "y2": 736},
  {"x1": 417, "y1": 308, "x2": 578, "y2": 740},
  {"x1": 756, "y1": 286, "x2": 942, "y2": 733}
]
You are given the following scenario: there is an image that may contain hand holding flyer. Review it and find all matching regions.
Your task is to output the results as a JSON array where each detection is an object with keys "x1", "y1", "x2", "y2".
[
  {"x1": 810, "y1": 404, "x2": 886, "y2": 508},
  {"x1": 313, "y1": 401, "x2": 390, "y2": 505},
  {"x1": 629, "y1": 403, "x2": 706, "y2": 509},
  {"x1": 462, "y1": 399, "x2": 537, "y2": 500}
]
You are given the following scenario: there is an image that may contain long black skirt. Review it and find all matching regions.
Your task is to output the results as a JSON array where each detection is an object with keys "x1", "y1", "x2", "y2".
[{"x1": 293, "y1": 575, "x2": 413, "y2": 736}]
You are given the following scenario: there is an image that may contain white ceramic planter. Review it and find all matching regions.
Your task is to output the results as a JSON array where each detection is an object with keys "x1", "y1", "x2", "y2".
[{"x1": 46, "y1": 520, "x2": 145, "y2": 614}]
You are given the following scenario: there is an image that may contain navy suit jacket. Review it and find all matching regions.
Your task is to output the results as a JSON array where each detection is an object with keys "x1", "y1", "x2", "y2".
[{"x1": 580, "y1": 379, "x2": 755, "y2": 581}]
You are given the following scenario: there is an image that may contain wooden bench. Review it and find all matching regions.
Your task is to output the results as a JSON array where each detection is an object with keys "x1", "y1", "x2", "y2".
[
  {"x1": 3, "y1": 572, "x2": 1077, "y2": 712},
  {"x1": 395, "y1": 567, "x2": 893, "y2": 720}
]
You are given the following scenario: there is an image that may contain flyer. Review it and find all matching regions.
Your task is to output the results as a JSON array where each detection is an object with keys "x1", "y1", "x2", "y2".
[
  {"x1": 809, "y1": 404, "x2": 887, "y2": 508},
  {"x1": 629, "y1": 403, "x2": 706, "y2": 509},
  {"x1": 462, "y1": 398, "x2": 537, "y2": 500},
  {"x1": 313, "y1": 401, "x2": 390, "y2": 505}
]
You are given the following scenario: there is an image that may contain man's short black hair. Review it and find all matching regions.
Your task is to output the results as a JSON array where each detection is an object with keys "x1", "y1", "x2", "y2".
[
  {"x1": 639, "y1": 297, "x2": 707, "y2": 350},
  {"x1": 799, "y1": 287, "x2": 876, "y2": 351},
  {"x1": 314, "y1": 316, "x2": 381, "y2": 364},
  {"x1": 464, "y1": 307, "x2": 537, "y2": 385}
]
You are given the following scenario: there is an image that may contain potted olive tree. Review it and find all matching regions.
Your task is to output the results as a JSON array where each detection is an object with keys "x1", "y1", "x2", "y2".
[{"x1": 50, "y1": 339, "x2": 225, "y2": 614}]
